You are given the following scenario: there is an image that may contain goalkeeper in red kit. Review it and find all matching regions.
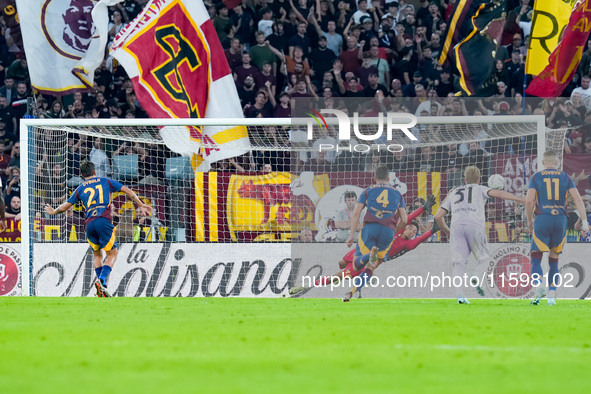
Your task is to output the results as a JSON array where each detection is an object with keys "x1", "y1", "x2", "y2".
[{"x1": 289, "y1": 195, "x2": 439, "y2": 297}]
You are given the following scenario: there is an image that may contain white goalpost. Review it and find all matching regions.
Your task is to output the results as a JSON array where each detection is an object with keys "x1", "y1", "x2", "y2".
[{"x1": 18, "y1": 114, "x2": 563, "y2": 297}]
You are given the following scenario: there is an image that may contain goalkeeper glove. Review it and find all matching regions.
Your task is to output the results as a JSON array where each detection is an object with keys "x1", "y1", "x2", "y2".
[
  {"x1": 423, "y1": 194, "x2": 436, "y2": 213},
  {"x1": 582, "y1": 219, "x2": 590, "y2": 232},
  {"x1": 431, "y1": 220, "x2": 441, "y2": 234}
]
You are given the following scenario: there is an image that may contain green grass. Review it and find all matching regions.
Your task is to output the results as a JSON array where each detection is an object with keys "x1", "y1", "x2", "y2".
[{"x1": 1, "y1": 298, "x2": 590, "y2": 393}]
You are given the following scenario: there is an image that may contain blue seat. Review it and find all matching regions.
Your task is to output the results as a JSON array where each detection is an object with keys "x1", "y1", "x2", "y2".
[
  {"x1": 166, "y1": 156, "x2": 194, "y2": 180},
  {"x1": 112, "y1": 154, "x2": 139, "y2": 182}
]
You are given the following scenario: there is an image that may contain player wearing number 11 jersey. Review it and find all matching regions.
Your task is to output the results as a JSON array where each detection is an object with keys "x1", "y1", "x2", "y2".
[
  {"x1": 45, "y1": 160, "x2": 152, "y2": 297},
  {"x1": 525, "y1": 151, "x2": 589, "y2": 305},
  {"x1": 435, "y1": 166, "x2": 525, "y2": 304}
]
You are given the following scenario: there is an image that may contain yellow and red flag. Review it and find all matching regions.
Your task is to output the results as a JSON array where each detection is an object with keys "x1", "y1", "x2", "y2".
[
  {"x1": 526, "y1": 0, "x2": 591, "y2": 97},
  {"x1": 111, "y1": 0, "x2": 249, "y2": 169},
  {"x1": 525, "y1": 0, "x2": 577, "y2": 76}
]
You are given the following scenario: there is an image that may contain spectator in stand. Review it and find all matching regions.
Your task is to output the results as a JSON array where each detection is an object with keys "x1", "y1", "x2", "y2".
[
  {"x1": 578, "y1": 39, "x2": 591, "y2": 79},
  {"x1": 369, "y1": 45, "x2": 390, "y2": 87},
  {"x1": 9, "y1": 142, "x2": 19, "y2": 168},
  {"x1": 250, "y1": 31, "x2": 277, "y2": 70},
  {"x1": 571, "y1": 75, "x2": 591, "y2": 112},
  {"x1": 363, "y1": 72, "x2": 388, "y2": 97},
  {"x1": 244, "y1": 86, "x2": 275, "y2": 118},
  {"x1": 434, "y1": 68, "x2": 453, "y2": 97},
  {"x1": 288, "y1": 21, "x2": 311, "y2": 56},
  {"x1": 306, "y1": 150, "x2": 333, "y2": 172},
  {"x1": 0, "y1": 96, "x2": 16, "y2": 134},
  {"x1": 393, "y1": 46, "x2": 413, "y2": 85},
  {"x1": 66, "y1": 99, "x2": 85, "y2": 119},
  {"x1": 403, "y1": 71, "x2": 426, "y2": 97},
  {"x1": 416, "y1": 145, "x2": 441, "y2": 173},
  {"x1": 268, "y1": 44, "x2": 310, "y2": 76},
  {"x1": 89, "y1": 137, "x2": 111, "y2": 178},
  {"x1": 583, "y1": 135, "x2": 591, "y2": 153},
  {"x1": 357, "y1": 52, "x2": 378, "y2": 87},
  {"x1": 442, "y1": 143, "x2": 464, "y2": 188},
  {"x1": 274, "y1": 92, "x2": 291, "y2": 117},
  {"x1": 5, "y1": 166, "x2": 20, "y2": 205},
  {"x1": 311, "y1": 128, "x2": 336, "y2": 162},
  {"x1": 233, "y1": 53, "x2": 259, "y2": 88},
  {"x1": 290, "y1": 78, "x2": 316, "y2": 98},
  {"x1": 353, "y1": 0, "x2": 371, "y2": 24},
  {"x1": 258, "y1": 8, "x2": 274, "y2": 37},
  {"x1": 225, "y1": 38, "x2": 243, "y2": 70},
  {"x1": 108, "y1": 10, "x2": 127, "y2": 44},
  {"x1": 463, "y1": 141, "x2": 489, "y2": 177},
  {"x1": 310, "y1": 18, "x2": 342, "y2": 56},
  {"x1": 238, "y1": 75, "x2": 257, "y2": 107},
  {"x1": 566, "y1": 131, "x2": 584, "y2": 154},
  {"x1": 230, "y1": 3, "x2": 254, "y2": 47},
  {"x1": 5, "y1": 195, "x2": 20, "y2": 221},
  {"x1": 339, "y1": 36, "x2": 363, "y2": 74},
  {"x1": 7, "y1": 58, "x2": 29, "y2": 84},
  {"x1": 267, "y1": 21, "x2": 289, "y2": 54},
  {"x1": 12, "y1": 82, "x2": 31, "y2": 122},
  {"x1": 309, "y1": 36, "x2": 336, "y2": 82},
  {"x1": 213, "y1": 3, "x2": 230, "y2": 42},
  {"x1": 45, "y1": 101, "x2": 65, "y2": 119},
  {"x1": 0, "y1": 142, "x2": 10, "y2": 181},
  {"x1": 254, "y1": 62, "x2": 276, "y2": 95},
  {"x1": 0, "y1": 77, "x2": 17, "y2": 105},
  {"x1": 0, "y1": 120, "x2": 16, "y2": 154}
]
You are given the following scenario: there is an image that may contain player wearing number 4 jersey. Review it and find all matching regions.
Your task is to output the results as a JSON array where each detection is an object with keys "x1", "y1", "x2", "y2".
[
  {"x1": 435, "y1": 166, "x2": 525, "y2": 304},
  {"x1": 525, "y1": 151, "x2": 589, "y2": 306},
  {"x1": 346, "y1": 165, "x2": 408, "y2": 285},
  {"x1": 45, "y1": 160, "x2": 152, "y2": 297}
]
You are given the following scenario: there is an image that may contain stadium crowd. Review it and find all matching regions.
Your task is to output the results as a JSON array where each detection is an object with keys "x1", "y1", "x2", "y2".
[{"x1": 0, "y1": 0, "x2": 589, "y2": 238}]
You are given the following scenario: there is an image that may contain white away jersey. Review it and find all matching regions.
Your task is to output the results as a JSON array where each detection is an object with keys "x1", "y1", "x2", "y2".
[{"x1": 440, "y1": 184, "x2": 491, "y2": 228}]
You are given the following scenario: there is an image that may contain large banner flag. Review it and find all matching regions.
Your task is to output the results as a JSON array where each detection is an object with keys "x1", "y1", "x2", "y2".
[
  {"x1": 525, "y1": 0, "x2": 577, "y2": 76},
  {"x1": 16, "y1": 0, "x2": 120, "y2": 94},
  {"x1": 0, "y1": 1, "x2": 22, "y2": 53},
  {"x1": 439, "y1": 0, "x2": 507, "y2": 96},
  {"x1": 526, "y1": 0, "x2": 591, "y2": 97},
  {"x1": 111, "y1": 0, "x2": 249, "y2": 170}
]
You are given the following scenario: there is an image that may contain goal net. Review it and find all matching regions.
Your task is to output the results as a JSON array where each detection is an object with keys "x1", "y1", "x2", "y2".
[{"x1": 19, "y1": 109, "x2": 566, "y2": 298}]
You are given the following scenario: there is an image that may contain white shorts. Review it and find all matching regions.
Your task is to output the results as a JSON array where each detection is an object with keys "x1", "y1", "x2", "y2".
[{"x1": 450, "y1": 224, "x2": 490, "y2": 263}]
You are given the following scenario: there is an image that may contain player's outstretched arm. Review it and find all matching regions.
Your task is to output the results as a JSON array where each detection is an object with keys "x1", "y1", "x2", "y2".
[
  {"x1": 524, "y1": 189, "x2": 537, "y2": 233},
  {"x1": 569, "y1": 187, "x2": 590, "y2": 235},
  {"x1": 346, "y1": 203, "x2": 365, "y2": 247},
  {"x1": 45, "y1": 202, "x2": 74, "y2": 216},
  {"x1": 395, "y1": 207, "x2": 408, "y2": 233},
  {"x1": 121, "y1": 186, "x2": 153, "y2": 216},
  {"x1": 434, "y1": 208, "x2": 450, "y2": 237},
  {"x1": 488, "y1": 189, "x2": 525, "y2": 204}
]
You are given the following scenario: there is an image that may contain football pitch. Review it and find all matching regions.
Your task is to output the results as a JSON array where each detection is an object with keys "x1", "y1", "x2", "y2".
[{"x1": 1, "y1": 298, "x2": 589, "y2": 393}]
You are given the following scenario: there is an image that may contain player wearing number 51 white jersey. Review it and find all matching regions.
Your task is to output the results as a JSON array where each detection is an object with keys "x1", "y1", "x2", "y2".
[{"x1": 435, "y1": 166, "x2": 525, "y2": 304}]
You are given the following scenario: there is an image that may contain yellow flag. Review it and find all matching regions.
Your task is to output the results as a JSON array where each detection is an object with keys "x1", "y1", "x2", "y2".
[{"x1": 526, "y1": 0, "x2": 577, "y2": 75}]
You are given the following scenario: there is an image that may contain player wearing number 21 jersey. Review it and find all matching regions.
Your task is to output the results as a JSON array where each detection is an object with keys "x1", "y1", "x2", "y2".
[
  {"x1": 525, "y1": 151, "x2": 589, "y2": 306},
  {"x1": 435, "y1": 166, "x2": 525, "y2": 304},
  {"x1": 45, "y1": 160, "x2": 152, "y2": 297}
]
